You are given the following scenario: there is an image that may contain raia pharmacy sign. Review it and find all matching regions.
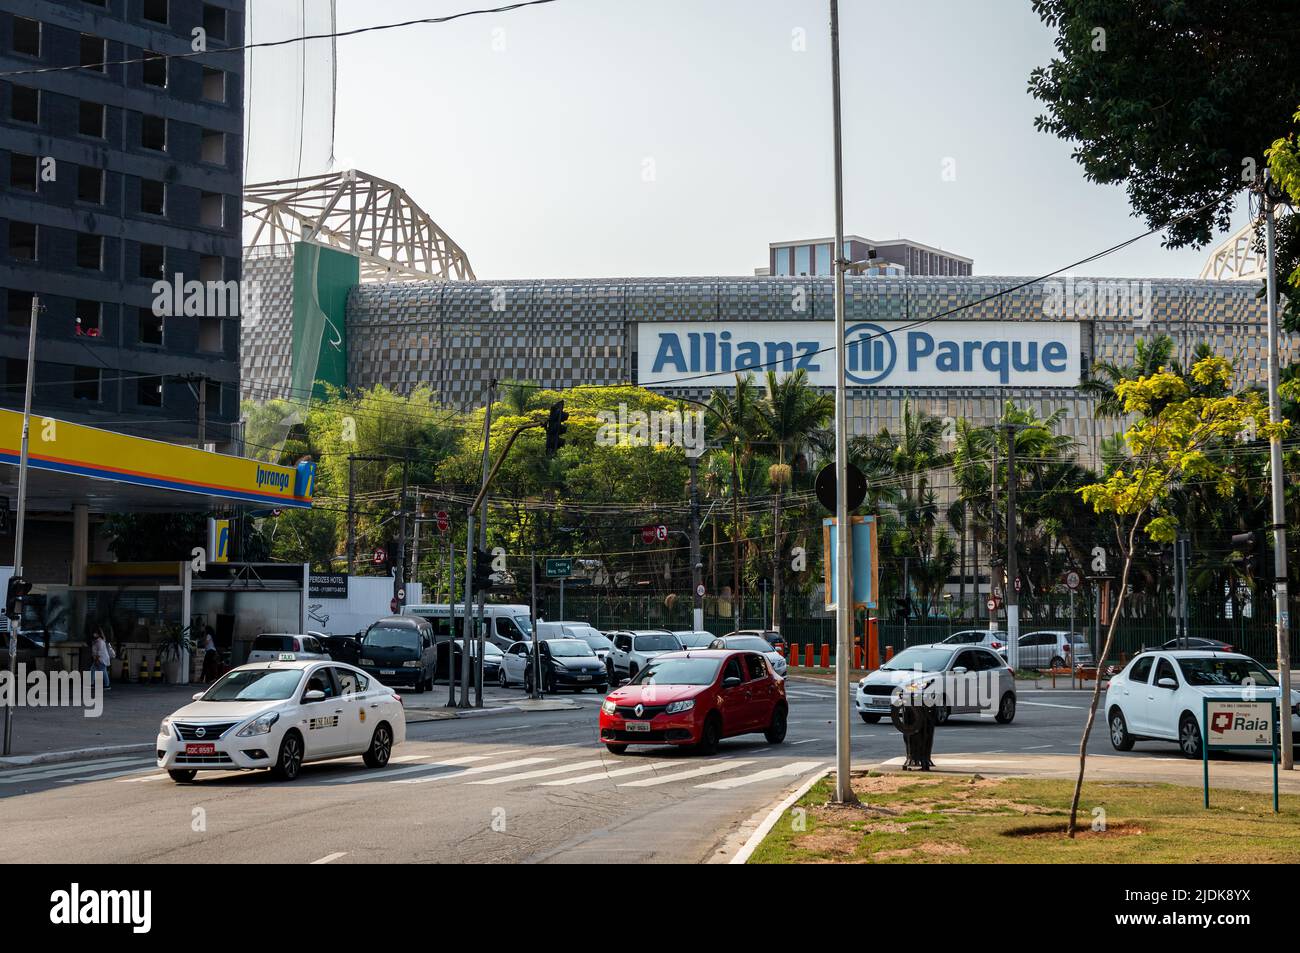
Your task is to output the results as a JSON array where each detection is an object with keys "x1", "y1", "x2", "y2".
[{"x1": 636, "y1": 321, "x2": 1082, "y2": 389}]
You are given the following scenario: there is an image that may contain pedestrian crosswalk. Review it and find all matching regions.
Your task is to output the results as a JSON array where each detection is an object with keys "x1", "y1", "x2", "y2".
[{"x1": 0, "y1": 746, "x2": 824, "y2": 796}]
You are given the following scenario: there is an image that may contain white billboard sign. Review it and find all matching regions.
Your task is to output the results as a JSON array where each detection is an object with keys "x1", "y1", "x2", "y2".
[
  {"x1": 1204, "y1": 700, "x2": 1275, "y2": 748},
  {"x1": 636, "y1": 320, "x2": 1082, "y2": 389}
]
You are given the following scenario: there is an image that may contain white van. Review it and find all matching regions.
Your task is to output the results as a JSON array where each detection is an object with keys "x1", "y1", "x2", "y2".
[
  {"x1": 535, "y1": 621, "x2": 613, "y2": 665},
  {"x1": 402, "y1": 603, "x2": 533, "y2": 650}
]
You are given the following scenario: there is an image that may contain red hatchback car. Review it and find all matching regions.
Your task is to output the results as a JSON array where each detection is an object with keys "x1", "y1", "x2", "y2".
[{"x1": 598, "y1": 649, "x2": 787, "y2": 755}]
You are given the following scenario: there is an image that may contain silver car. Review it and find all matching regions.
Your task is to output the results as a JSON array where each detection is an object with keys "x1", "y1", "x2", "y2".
[
  {"x1": 708, "y1": 634, "x2": 788, "y2": 677},
  {"x1": 1001, "y1": 630, "x2": 1094, "y2": 670},
  {"x1": 937, "y1": 628, "x2": 1009, "y2": 653},
  {"x1": 246, "y1": 633, "x2": 330, "y2": 664},
  {"x1": 855, "y1": 644, "x2": 1016, "y2": 725}
]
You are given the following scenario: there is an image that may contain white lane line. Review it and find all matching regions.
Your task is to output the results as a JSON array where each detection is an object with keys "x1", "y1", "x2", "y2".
[
  {"x1": 539, "y1": 763, "x2": 660, "y2": 786},
  {"x1": 467, "y1": 759, "x2": 607, "y2": 786},
  {"x1": 618, "y1": 760, "x2": 754, "y2": 788},
  {"x1": 58, "y1": 765, "x2": 159, "y2": 783},
  {"x1": 310, "y1": 852, "x2": 347, "y2": 865},
  {"x1": 492, "y1": 725, "x2": 539, "y2": 732},
  {"x1": 118, "y1": 772, "x2": 170, "y2": 783},
  {"x1": 696, "y1": 760, "x2": 824, "y2": 790},
  {"x1": 1020, "y1": 701, "x2": 1086, "y2": 710},
  {"x1": 0, "y1": 757, "x2": 144, "y2": 783},
  {"x1": 330, "y1": 754, "x2": 490, "y2": 784},
  {"x1": 397, "y1": 756, "x2": 553, "y2": 785},
  {"x1": 1022, "y1": 744, "x2": 1055, "y2": 750},
  {"x1": 789, "y1": 739, "x2": 818, "y2": 745}
]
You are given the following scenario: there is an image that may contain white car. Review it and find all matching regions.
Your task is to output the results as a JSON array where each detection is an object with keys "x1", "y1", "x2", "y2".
[
  {"x1": 246, "y1": 633, "x2": 330, "y2": 663},
  {"x1": 707, "y1": 634, "x2": 788, "y2": 677},
  {"x1": 855, "y1": 643, "x2": 1016, "y2": 725},
  {"x1": 937, "y1": 628, "x2": 1008, "y2": 653},
  {"x1": 157, "y1": 660, "x2": 406, "y2": 783},
  {"x1": 1105, "y1": 650, "x2": 1300, "y2": 758},
  {"x1": 606, "y1": 630, "x2": 682, "y2": 682}
]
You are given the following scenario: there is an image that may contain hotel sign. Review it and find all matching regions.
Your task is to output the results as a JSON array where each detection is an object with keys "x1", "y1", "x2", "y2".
[{"x1": 637, "y1": 321, "x2": 1082, "y2": 389}]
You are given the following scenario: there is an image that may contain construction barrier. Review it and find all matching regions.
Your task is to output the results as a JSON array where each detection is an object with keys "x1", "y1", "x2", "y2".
[
  {"x1": 854, "y1": 645, "x2": 862, "y2": 668},
  {"x1": 867, "y1": 617, "x2": 880, "y2": 670},
  {"x1": 153, "y1": 657, "x2": 163, "y2": 683},
  {"x1": 884, "y1": 645, "x2": 894, "y2": 662},
  {"x1": 138, "y1": 657, "x2": 150, "y2": 684},
  {"x1": 804, "y1": 644, "x2": 814, "y2": 668},
  {"x1": 819, "y1": 644, "x2": 830, "y2": 668},
  {"x1": 788, "y1": 643, "x2": 799, "y2": 667}
]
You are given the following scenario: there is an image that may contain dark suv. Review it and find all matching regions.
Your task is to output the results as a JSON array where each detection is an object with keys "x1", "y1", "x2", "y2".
[{"x1": 358, "y1": 616, "x2": 437, "y2": 692}]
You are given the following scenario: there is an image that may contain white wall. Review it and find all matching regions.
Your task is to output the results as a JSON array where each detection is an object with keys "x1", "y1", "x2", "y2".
[{"x1": 305, "y1": 578, "x2": 423, "y2": 636}]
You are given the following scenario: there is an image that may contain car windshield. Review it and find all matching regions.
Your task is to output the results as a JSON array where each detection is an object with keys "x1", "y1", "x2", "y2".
[
  {"x1": 578, "y1": 631, "x2": 613, "y2": 651},
  {"x1": 202, "y1": 668, "x2": 303, "y2": 701},
  {"x1": 364, "y1": 626, "x2": 419, "y2": 649},
  {"x1": 942, "y1": 631, "x2": 983, "y2": 644},
  {"x1": 252, "y1": 635, "x2": 293, "y2": 651},
  {"x1": 882, "y1": 647, "x2": 955, "y2": 672},
  {"x1": 513, "y1": 616, "x2": 533, "y2": 636},
  {"x1": 547, "y1": 639, "x2": 594, "y2": 657},
  {"x1": 675, "y1": 632, "x2": 714, "y2": 648},
  {"x1": 634, "y1": 633, "x2": 680, "y2": 652},
  {"x1": 726, "y1": 636, "x2": 772, "y2": 652},
  {"x1": 1177, "y1": 656, "x2": 1276, "y2": 687},
  {"x1": 634, "y1": 657, "x2": 722, "y2": 686}
]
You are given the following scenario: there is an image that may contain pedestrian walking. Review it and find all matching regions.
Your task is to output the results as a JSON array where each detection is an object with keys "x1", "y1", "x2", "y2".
[
  {"x1": 90, "y1": 626, "x2": 113, "y2": 691},
  {"x1": 200, "y1": 625, "x2": 219, "y2": 683}
]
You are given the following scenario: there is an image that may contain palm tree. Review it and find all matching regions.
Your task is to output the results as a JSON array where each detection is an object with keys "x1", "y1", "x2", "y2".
[
  {"x1": 499, "y1": 380, "x2": 539, "y2": 416},
  {"x1": 755, "y1": 369, "x2": 834, "y2": 630},
  {"x1": 948, "y1": 418, "x2": 992, "y2": 620},
  {"x1": 707, "y1": 374, "x2": 762, "y2": 628},
  {"x1": 1079, "y1": 334, "x2": 1177, "y2": 418}
]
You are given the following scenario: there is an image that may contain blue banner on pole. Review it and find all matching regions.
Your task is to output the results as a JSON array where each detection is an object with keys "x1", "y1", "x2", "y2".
[{"x1": 822, "y1": 515, "x2": 878, "y2": 611}]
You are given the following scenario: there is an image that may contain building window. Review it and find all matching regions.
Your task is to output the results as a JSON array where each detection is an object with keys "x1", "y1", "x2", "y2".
[
  {"x1": 142, "y1": 51, "x2": 167, "y2": 88},
  {"x1": 141, "y1": 113, "x2": 166, "y2": 151},
  {"x1": 199, "y1": 255, "x2": 223, "y2": 281},
  {"x1": 75, "y1": 300, "x2": 102, "y2": 337},
  {"x1": 12, "y1": 17, "x2": 41, "y2": 57},
  {"x1": 143, "y1": 0, "x2": 169, "y2": 24},
  {"x1": 203, "y1": 4, "x2": 227, "y2": 41},
  {"x1": 138, "y1": 308, "x2": 163, "y2": 345},
  {"x1": 794, "y1": 245, "x2": 811, "y2": 276},
  {"x1": 77, "y1": 234, "x2": 103, "y2": 270},
  {"x1": 10, "y1": 85, "x2": 38, "y2": 123},
  {"x1": 8, "y1": 152, "x2": 37, "y2": 191},
  {"x1": 201, "y1": 67, "x2": 225, "y2": 103},
  {"x1": 73, "y1": 366, "x2": 101, "y2": 402},
  {"x1": 198, "y1": 317, "x2": 223, "y2": 353},
  {"x1": 78, "y1": 165, "x2": 104, "y2": 203},
  {"x1": 138, "y1": 243, "x2": 164, "y2": 279},
  {"x1": 79, "y1": 101, "x2": 105, "y2": 137},
  {"x1": 137, "y1": 375, "x2": 163, "y2": 407},
  {"x1": 7, "y1": 290, "x2": 34, "y2": 327},
  {"x1": 80, "y1": 34, "x2": 106, "y2": 72},
  {"x1": 200, "y1": 129, "x2": 224, "y2": 164},
  {"x1": 140, "y1": 178, "x2": 165, "y2": 215},
  {"x1": 8, "y1": 221, "x2": 36, "y2": 260},
  {"x1": 199, "y1": 191, "x2": 223, "y2": 228}
]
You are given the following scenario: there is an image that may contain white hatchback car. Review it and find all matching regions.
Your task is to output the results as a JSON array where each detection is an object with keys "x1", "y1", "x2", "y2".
[
  {"x1": 1105, "y1": 650, "x2": 1300, "y2": 758},
  {"x1": 246, "y1": 633, "x2": 330, "y2": 663},
  {"x1": 157, "y1": 660, "x2": 406, "y2": 782}
]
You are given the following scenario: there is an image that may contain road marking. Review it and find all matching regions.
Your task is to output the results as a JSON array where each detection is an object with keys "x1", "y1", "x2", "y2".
[
  {"x1": 397, "y1": 756, "x2": 553, "y2": 785},
  {"x1": 310, "y1": 852, "x2": 347, "y2": 865},
  {"x1": 789, "y1": 739, "x2": 818, "y2": 745},
  {"x1": 467, "y1": 759, "x2": 606, "y2": 785},
  {"x1": 330, "y1": 754, "x2": 491, "y2": 784},
  {"x1": 1020, "y1": 701, "x2": 1086, "y2": 710},
  {"x1": 0, "y1": 757, "x2": 144, "y2": 783},
  {"x1": 57, "y1": 765, "x2": 158, "y2": 783},
  {"x1": 696, "y1": 760, "x2": 824, "y2": 790},
  {"x1": 618, "y1": 759, "x2": 754, "y2": 788},
  {"x1": 538, "y1": 763, "x2": 660, "y2": 786},
  {"x1": 1022, "y1": 744, "x2": 1055, "y2": 750},
  {"x1": 492, "y1": 725, "x2": 539, "y2": 732},
  {"x1": 117, "y1": 773, "x2": 170, "y2": 783}
]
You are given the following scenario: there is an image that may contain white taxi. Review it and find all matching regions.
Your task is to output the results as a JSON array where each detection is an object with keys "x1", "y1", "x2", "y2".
[{"x1": 157, "y1": 659, "x2": 406, "y2": 782}]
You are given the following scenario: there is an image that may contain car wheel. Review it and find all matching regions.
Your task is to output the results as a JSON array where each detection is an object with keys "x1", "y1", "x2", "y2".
[
  {"x1": 167, "y1": 769, "x2": 197, "y2": 783},
  {"x1": 764, "y1": 704, "x2": 788, "y2": 744},
  {"x1": 696, "y1": 714, "x2": 721, "y2": 755},
  {"x1": 995, "y1": 692, "x2": 1016, "y2": 724},
  {"x1": 605, "y1": 743, "x2": 628, "y2": 755},
  {"x1": 606, "y1": 660, "x2": 615, "y2": 684},
  {"x1": 859, "y1": 713, "x2": 881, "y2": 724},
  {"x1": 1108, "y1": 708, "x2": 1134, "y2": 750},
  {"x1": 498, "y1": 668, "x2": 509, "y2": 688},
  {"x1": 1050, "y1": 656, "x2": 1066, "y2": 670},
  {"x1": 271, "y1": 730, "x2": 304, "y2": 781},
  {"x1": 363, "y1": 723, "x2": 393, "y2": 768},
  {"x1": 1179, "y1": 713, "x2": 1203, "y2": 759},
  {"x1": 934, "y1": 706, "x2": 952, "y2": 726}
]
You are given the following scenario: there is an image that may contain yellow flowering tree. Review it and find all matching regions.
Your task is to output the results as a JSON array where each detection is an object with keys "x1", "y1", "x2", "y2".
[{"x1": 1066, "y1": 355, "x2": 1287, "y2": 836}]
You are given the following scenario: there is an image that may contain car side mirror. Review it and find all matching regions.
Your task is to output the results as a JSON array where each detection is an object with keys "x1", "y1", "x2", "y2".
[
  {"x1": 1156, "y1": 677, "x2": 1177, "y2": 689},
  {"x1": 304, "y1": 689, "x2": 326, "y2": 702},
  {"x1": 722, "y1": 676, "x2": 742, "y2": 688},
  {"x1": 191, "y1": 691, "x2": 205, "y2": 701}
]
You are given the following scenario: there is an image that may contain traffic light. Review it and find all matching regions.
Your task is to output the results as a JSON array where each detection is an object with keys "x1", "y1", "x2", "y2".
[
  {"x1": 893, "y1": 596, "x2": 912, "y2": 622},
  {"x1": 545, "y1": 400, "x2": 569, "y2": 456},
  {"x1": 5, "y1": 575, "x2": 31, "y2": 618},
  {"x1": 472, "y1": 547, "x2": 494, "y2": 591},
  {"x1": 1230, "y1": 529, "x2": 1267, "y2": 578}
]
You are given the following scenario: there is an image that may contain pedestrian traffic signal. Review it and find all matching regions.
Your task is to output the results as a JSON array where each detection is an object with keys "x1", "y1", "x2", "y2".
[
  {"x1": 545, "y1": 400, "x2": 569, "y2": 456},
  {"x1": 1230, "y1": 529, "x2": 1267, "y2": 578},
  {"x1": 5, "y1": 575, "x2": 31, "y2": 618},
  {"x1": 472, "y1": 547, "x2": 494, "y2": 590}
]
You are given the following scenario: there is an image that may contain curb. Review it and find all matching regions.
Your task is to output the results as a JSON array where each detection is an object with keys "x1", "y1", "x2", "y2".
[
  {"x1": 728, "y1": 765, "x2": 833, "y2": 865},
  {"x1": 0, "y1": 742, "x2": 154, "y2": 769}
]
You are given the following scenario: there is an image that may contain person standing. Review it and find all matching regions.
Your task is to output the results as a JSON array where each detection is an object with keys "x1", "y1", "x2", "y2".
[
  {"x1": 90, "y1": 627, "x2": 112, "y2": 691},
  {"x1": 200, "y1": 625, "x2": 218, "y2": 683}
]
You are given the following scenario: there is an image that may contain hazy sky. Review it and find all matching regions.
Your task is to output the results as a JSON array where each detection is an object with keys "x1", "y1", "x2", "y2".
[{"x1": 289, "y1": 0, "x2": 1248, "y2": 281}]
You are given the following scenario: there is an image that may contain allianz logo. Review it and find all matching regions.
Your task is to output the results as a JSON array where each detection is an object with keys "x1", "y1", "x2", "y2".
[{"x1": 648, "y1": 324, "x2": 1071, "y2": 385}]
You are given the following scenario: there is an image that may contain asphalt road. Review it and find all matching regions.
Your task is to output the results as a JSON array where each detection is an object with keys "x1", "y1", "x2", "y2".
[{"x1": 0, "y1": 682, "x2": 1212, "y2": 863}]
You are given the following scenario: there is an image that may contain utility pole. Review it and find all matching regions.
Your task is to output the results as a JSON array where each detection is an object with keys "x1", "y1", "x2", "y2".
[
  {"x1": 394, "y1": 453, "x2": 409, "y2": 611},
  {"x1": 461, "y1": 381, "x2": 496, "y2": 709},
  {"x1": 447, "y1": 540, "x2": 458, "y2": 707},
  {"x1": 988, "y1": 441, "x2": 997, "y2": 632},
  {"x1": 474, "y1": 380, "x2": 495, "y2": 707},
  {"x1": 346, "y1": 455, "x2": 356, "y2": 577},
  {"x1": 688, "y1": 450, "x2": 703, "y2": 631},
  {"x1": 1264, "y1": 170, "x2": 1293, "y2": 769},
  {"x1": 829, "y1": 0, "x2": 856, "y2": 805},
  {"x1": 529, "y1": 551, "x2": 541, "y2": 700},
  {"x1": 3, "y1": 295, "x2": 39, "y2": 756},
  {"x1": 1004, "y1": 424, "x2": 1020, "y2": 670},
  {"x1": 732, "y1": 439, "x2": 741, "y2": 632}
]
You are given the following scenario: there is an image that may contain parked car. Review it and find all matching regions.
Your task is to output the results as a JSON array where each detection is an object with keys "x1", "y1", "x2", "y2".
[
  {"x1": 498, "y1": 640, "x2": 532, "y2": 688},
  {"x1": 1105, "y1": 650, "x2": 1300, "y2": 758},
  {"x1": 673, "y1": 630, "x2": 716, "y2": 649},
  {"x1": 855, "y1": 643, "x2": 1016, "y2": 725},
  {"x1": 938, "y1": 628, "x2": 1009, "y2": 652},
  {"x1": 525, "y1": 637, "x2": 608, "y2": 693},
  {"x1": 357, "y1": 616, "x2": 437, "y2": 693},
  {"x1": 999, "y1": 630, "x2": 1094, "y2": 669},
  {"x1": 537, "y1": 621, "x2": 612, "y2": 665},
  {"x1": 708, "y1": 633, "x2": 788, "y2": 677},
  {"x1": 1158, "y1": 636, "x2": 1235, "y2": 653},
  {"x1": 316, "y1": 633, "x2": 362, "y2": 665},
  {"x1": 157, "y1": 660, "x2": 405, "y2": 782},
  {"x1": 599, "y1": 649, "x2": 787, "y2": 754},
  {"x1": 606, "y1": 629, "x2": 681, "y2": 682},
  {"x1": 724, "y1": 628, "x2": 787, "y2": 654},
  {"x1": 448, "y1": 638, "x2": 503, "y2": 683},
  {"x1": 246, "y1": 633, "x2": 330, "y2": 664}
]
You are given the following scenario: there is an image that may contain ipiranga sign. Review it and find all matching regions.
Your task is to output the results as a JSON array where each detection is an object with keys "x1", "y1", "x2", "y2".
[{"x1": 636, "y1": 321, "x2": 1082, "y2": 389}]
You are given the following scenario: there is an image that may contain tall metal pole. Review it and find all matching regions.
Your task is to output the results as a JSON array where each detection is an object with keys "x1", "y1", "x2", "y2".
[
  {"x1": 346, "y1": 455, "x2": 356, "y2": 577},
  {"x1": 829, "y1": 0, "x2": 855, "y2": 805},
  {"x1": 3, "y1": 296, "x2": 39, "y2": 756},
  {"x1": 1264, "y1": 173, "x2": 1293, "y2": 769},
  {"x1": 473, "y1": 381, "x2": 495, "y2": 707},
  {"x1": 447, "y1": 540, "x2": 458, "y2": 706},
  {"x1": 394, "y1": 453, "x2": 409, "y2": 611},
  {"x1": 689, "y1": 451, "x2": 703, "y2": 631},
  {"x1": 732, "y1": 442, "x2": 741, "y2": 632},
  {"x1": 458, "y1": 511, "x2": 475, "y2": 708},
  {"x1": 196, "y1": 374, "x2": 207, "y2": 449},
  {"x1": 1004, "y1": 424, "x2": 1020, "y2": 671}
]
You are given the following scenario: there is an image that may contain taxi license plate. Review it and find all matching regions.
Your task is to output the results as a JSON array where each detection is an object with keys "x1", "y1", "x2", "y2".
[
  {"x1": 625, "y1": 721, "x2": 651, "y2": 732},
  {"x1": 381, "y1": 669, "x2": 396, "y2": 675},
  {"x1": 185, "y1": 743, "x2": 216, "y2": 756}
]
